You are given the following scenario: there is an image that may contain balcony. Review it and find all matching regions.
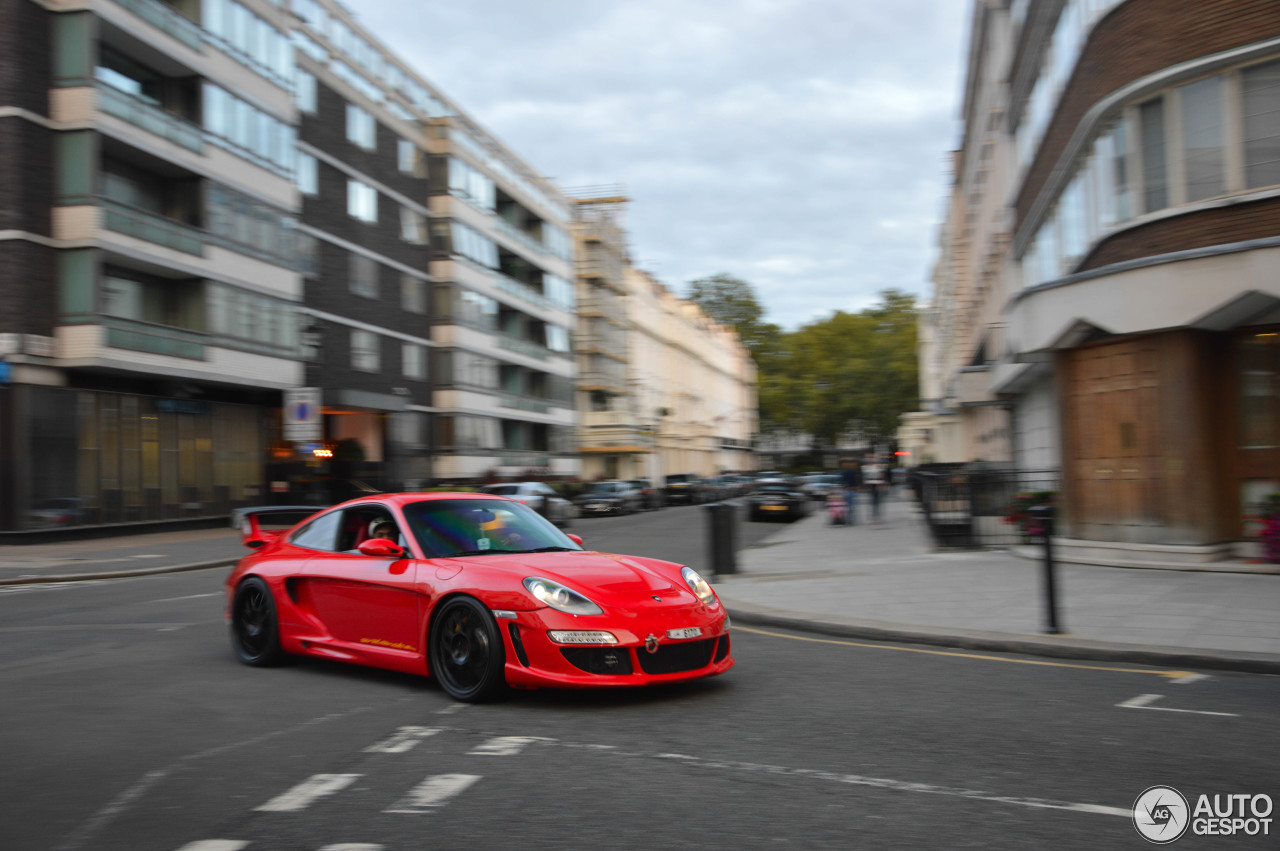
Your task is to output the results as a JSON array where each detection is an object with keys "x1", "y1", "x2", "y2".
[
  {"x1": 103, "y1": 316, "x2": 206, "y2": 360},
  {"x1": 494, "y1": 274, "x2": 553, "y2": 312},
  {"x1": 109, "y1": 0, "x2": 202, "y2": 51},
  {"x1": 97, "y1": 84, "x2": 203, "y2": 153},
  {"x1": 498, "y1": 335, "x2": 550, "y2": 361},
  {"x1": 493, "y1": 218, "x2": 548, "y2": 258},
  {"x1": 499, "y1": 394, "x2": 550, "y2": 414},
  {"x1": 102, "y1": 198, "x2": 205, "y2": 256}
]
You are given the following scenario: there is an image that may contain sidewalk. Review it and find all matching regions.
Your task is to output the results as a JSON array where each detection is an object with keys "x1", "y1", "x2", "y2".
[
  {"x1": 716, "y1": 495, "x2": 1280, "y2": 674},
  {"x1": 0, "y1": 526, "x2": 242, "y2": 584}
]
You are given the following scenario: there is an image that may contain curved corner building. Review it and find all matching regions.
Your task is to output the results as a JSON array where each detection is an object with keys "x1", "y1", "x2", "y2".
[{"x1": 936, "y1": 0, "x2": 1280, "y2": 560}]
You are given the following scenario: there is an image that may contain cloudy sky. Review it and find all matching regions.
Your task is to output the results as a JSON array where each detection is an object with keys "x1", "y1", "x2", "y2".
[{"x1": 356, "y1": 1, "x2": 971, "y2": 331}]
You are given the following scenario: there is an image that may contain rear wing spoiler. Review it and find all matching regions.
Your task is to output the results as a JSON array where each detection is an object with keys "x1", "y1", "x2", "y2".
[{"x1": 231, "y1": 505, "x2": 320, "y2": 549}]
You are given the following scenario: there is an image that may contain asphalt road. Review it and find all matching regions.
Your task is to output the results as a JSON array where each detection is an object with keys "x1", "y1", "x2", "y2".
[{"x1": 2, "y1": 503, "x2": 1277, "y2": 850}]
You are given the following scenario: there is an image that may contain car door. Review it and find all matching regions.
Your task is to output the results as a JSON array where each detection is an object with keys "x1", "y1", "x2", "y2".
[{"x1": 293, "y1": 506, "x2": 423, "y2": 655}]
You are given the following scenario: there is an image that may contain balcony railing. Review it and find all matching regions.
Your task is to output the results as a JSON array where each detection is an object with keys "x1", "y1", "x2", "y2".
[
  {"x1": 103, "y1": 317, "x2": 207, "y2": 360},
  {"x1": 494, "y1": 273, "x2": 553, "y2": 312},
  {"x1": 110, "y1": 0, "x2": 203, "y2": 51},
  {"x1": 498, "y1": 335, "x2": 550, "y2": 361},
  {"x1": 493, "y1": 217, "x2": 548, "y2": 257},
  {"x1": 97, "y1": 84, "x2": 203, "y2": 153},
  {"x1": 499, "y1": 394, "x2": 550, "y2": 414},
  {"x1": 102, "y1": 199, "x2": 205, "y2": 256}
]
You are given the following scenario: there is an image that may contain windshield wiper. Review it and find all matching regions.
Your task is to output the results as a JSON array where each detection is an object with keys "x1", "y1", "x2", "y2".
[
  {"x1": 438, "y1": 549, "x2": 519, "y2": 558},
  {"x1": 520, "y1": 546, "x2": 577, "y2": 553}
]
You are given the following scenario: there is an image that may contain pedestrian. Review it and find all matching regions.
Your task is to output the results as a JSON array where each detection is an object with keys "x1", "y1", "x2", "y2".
[
  {"x1": 840, "y1": 458, "x2": 862, "y2": 525},
  {"x1": 864, "y1": 455, "x2": 887, "y2": 522}
]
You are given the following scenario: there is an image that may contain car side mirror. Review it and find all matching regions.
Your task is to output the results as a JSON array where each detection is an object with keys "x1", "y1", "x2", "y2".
[
  {"x1": 566, "y1": 533, "x2": 584, "y2": 547},
  {"x1": 358, "y1": 538, "x2": 405, "y2": 558}
]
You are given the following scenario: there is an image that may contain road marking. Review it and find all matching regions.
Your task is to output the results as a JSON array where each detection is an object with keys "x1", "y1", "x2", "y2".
[
  {"x1": 384, "y1": 774, "x2": 481, "y2": 814},
  {"x1": 255, "y1": 774, "x2": 362, "y2": 812},
  {"x1": 648, "y1": 752, "x2": 1132, "y2": 818},
  {"x1": 736, "y1": 626, "x2": 1196, "y2": 679},
  {"x1": 174, "y1": 842, "x2": 249, "y2": 851},
  {"x1": 364, "y1": 726, "x2": 442, "y2": 753},
  {"x1": 1117, "y1": 693, "x2": 1238, "y2": 717},
  {"x1": 319, "y1": 845, "x2": 384, "y2": 850},
  {"x1": 468, "y1": 736, "x2": 551, "y2": 756},
  {"x1": 435, "y1": 703, "x2": 469, "y2": 715},
  {"x1": 1172, "y1": 672, "x2": 1209, "y2": 685},
  {"x1": 147, "y1": 593, "x2": 220, "y2": 604}
]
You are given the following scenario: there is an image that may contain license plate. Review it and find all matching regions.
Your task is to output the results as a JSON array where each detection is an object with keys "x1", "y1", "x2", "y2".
[
  {"x1": 763, "y1": 505, "x2": 787, "y2": 510},
  {"x1": 666, "y1": 627, "x2": 702, "y2": 640}
]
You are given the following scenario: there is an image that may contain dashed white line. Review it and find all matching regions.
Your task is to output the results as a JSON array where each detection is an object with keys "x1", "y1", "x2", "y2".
[
  {"x1": 147, "y1": 593, "x2": 220, "y2": 604},
  {"x1": 255, "y1": 774, "x2": 362, "y2": 812},
  {"x1": 319, "y1": 845, "x2": 385, "y2": 850},
  {"x1": 174, "y1": 842, "x2": 249, "y2": 851},
  {"x1": 1172, "y1": 673, "x2": 1209, "y2": 685},
  {"x1": 1117, "y1": 693, "x2": 1238, "y2": 717},
  {"x1": 384, "y1": 774, "x2": 481, "y2": 814},
  {"x1": 364, "y1": 726, "x2": 442, "y2": 753},
  {"x1": 434, "y1": 703, "x2": 468, "y2": 715},
  {"x1": 467, "y1": 736, "x2": 551, "y2": 756}
]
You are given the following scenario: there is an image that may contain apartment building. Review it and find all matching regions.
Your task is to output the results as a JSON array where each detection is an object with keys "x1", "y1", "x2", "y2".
[
  {"x1": 0, "y1": 0, "x2": 305, "y2": 531},
  {"x1": 926, "y1": 0, "x2": 1280, "y2": 557}
]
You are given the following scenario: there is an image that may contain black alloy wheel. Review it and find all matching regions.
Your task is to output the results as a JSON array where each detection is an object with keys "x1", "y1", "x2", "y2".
[
  {"x1": 231, "y1": 577, "x2": 287, "y2": 666},
  {"x1": 430, "y1": 596, "x2": 507, "y2": 702}
]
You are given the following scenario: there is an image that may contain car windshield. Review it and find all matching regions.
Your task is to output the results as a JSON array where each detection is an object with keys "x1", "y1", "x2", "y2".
[
  {"x1": 401, "y1": 498, "x2": 581, "y2": 558},
  {"x1": 587, "y1": 482, "x2": 620, "y2": 493}
]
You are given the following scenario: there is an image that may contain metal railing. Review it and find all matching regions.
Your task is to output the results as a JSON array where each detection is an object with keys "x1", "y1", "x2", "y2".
[
  {"x1": 97, "y1": 84, "x2": 203, "y2": 152},
  {"x1": 110, "y1": 0, "x2": 202, "y2": 51},
  {"x1": 104, "y1": 317, "x2": 207, "y2": 360},
  {"x1": 911, "y1": 466, "x2": 1060, "y2": 549},
  {"x1": 102, "y1": 199, "x2": 205, "y2": 256}
]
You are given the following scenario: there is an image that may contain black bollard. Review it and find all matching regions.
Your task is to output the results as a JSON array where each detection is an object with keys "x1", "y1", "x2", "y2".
[
  {"x1": 704, "y1": 502, "x2": 737, "y2": 577},
  {"x1": 1029, "y1": 504, "x2": 1060, "y2": 634}
]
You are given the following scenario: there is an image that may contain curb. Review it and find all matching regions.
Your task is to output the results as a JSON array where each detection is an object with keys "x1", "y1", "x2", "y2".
[
  {"x1": 0, "y1": 559, "x2": 236, "y2": 586},
  {"x1": 725, "y1": 605, "x2": 1280, "y2": 677}
]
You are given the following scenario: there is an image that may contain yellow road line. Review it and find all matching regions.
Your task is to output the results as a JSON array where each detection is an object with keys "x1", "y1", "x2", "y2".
[{"x1": 735, "y1": 625, "x2": 1194, "y2": 679}]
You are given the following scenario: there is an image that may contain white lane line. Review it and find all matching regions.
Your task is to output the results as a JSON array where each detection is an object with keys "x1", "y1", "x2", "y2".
[
  {"x1": 319, "y1": 845, "x2": 385, "y2": 850},
  {"x1": 435, "y1": 703, "x2": 468, "y2": 715},
  {"x1": 1172, "y1": 673, "x2": 1209, "y2": 685},
  {"x1": 467, "y1": 736, "x2": 552, "y2": 756},
  {"x1": 1117, "y1": 693, "x2": 1238, "y2": 717},
  {"x1": 147, "y1": 593, "x2": 220, "y2": 604},
  {"x1": 255, "y1": 773, "x2": 362, "y2": 812},
  {"x1": 384, "y1": 774, "x2": 481, "y2": 814},
  {"x1": 649, "y1": 753, "x2": 1132, "y2": 818},
  {"x1": 364, "y1": 726, "x2": 442, "y2": 753},
  {"x1": 174, "y1": 842, "x2": 250, "y2": 851}
]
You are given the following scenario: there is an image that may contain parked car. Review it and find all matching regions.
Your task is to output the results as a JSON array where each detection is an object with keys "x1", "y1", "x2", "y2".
[
  {"x1": 747, "y1": 478, "x2": 813, "y2": 522},
  {"x1": 799, "y1": 473, "x2": 843, "y2": 501},
  {"x1": 627, "y1": 478, "x2": 665, "y2": 509},
  {"x1": 664, "y1": 473, "x2": 707, "y2": 505},
  {"x1": 576, "y1": 480, "x2": 644, "y2": 516},
  {"x1": 228, "y1": 495, "x2": 734, "y2": 702},
  {"x1": 26, "y1": 497, "x2": 87, "y2": 529},
  {"x1": 478, "y1": 482, "x2": 574, "y2": 527}
]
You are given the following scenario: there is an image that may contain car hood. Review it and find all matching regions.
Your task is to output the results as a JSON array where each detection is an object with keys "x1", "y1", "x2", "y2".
[{"x1": 478, "y1": 551, "x2": 697, "y2": 608}]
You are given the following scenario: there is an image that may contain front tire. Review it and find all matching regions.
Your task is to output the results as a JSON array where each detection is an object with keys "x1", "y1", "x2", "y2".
[
  {"x1": 430, "y1": 596, "x2": 506, "y2": 702},
  {"x1": 230, "y1": 577, "x2": 287, "y2": 666}
]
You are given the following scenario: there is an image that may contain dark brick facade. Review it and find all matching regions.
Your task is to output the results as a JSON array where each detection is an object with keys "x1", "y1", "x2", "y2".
[
  {"x1": 0, "y1": 241, "x2": 57, "y2": 335},
  {"x1": 0, "y1": 0, "x2": 52, "y2": 116},
  {"x1": 1078, "y1": 195, "x2": 1280, "y2": 272},
  {"x1": 1013, "y1": 0, "x2": 1280, "y2": 233}
]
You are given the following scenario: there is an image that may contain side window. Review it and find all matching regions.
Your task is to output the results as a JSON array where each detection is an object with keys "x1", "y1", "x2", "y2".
[
  {"x1": 336, "y1": 507, "x2": 401, "y2": 552},
  {"x1": 290, "y1": 511, "x2": 343, "y2": 551}
]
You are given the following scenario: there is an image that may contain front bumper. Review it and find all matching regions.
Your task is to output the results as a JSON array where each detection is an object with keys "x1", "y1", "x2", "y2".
[{"x1": 495, "y1": 605, "x2": 734, "y2": 689}]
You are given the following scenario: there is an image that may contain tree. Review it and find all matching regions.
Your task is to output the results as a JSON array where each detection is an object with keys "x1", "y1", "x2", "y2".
[{"x1": 686, "y1": 274, "x2": 782, "y2": 365}]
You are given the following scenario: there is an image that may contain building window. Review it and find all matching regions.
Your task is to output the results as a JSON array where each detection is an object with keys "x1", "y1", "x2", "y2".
[
  {"x1": 351, "y1": 328, "x2": 380, "y2": 372},
  {"x1": 1139, "y1": 97, "x2": 1168, "y2": 213},
  {"x1": 401, "y1": 275, "x2": 426, "y2": 313},
  {"x1": 400, "y1": 207, "x2": 426, "y2": 244},
  {"x1": 1243, "y1": 59, "x2": 1280, "y2": 190},
  {"x1": 296, "y1": 69, "x2": 316, "y2": 113},
  {"x1": 296, "y1": 151, "x2": 318, "y2": 195},
  {"x1": 398, "y1": 139, "x2": 421, "y2": 175},
  {"x1": 347, "y1": 179, "x2": 377, "y2": 223},
  {"x1": 1181, "y1": 76, "x2": 1225, "y2": 202},
  {"x1": 403, "y1": 343, "x2": 426, "y2": 380},
  {"x1": 349, "y1": 254, "x2": 377, "y2": 298},
  {"x1": 346, "y1": 103, "x2": 376, "y2": 150}
]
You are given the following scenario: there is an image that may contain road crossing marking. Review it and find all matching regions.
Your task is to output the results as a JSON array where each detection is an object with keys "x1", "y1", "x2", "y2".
[
  {"x1": 384, "y1": 774, "x2": 481, "y2": 814},
  {"x1": 255, "y1": 774, "x2": 362, "y2": 812},
  {"x1": 1117, "y1": 693, "x2": 1238, "y2": 717},
  {"x1": 364, "y1": 726, "x2": 441, "y2": 753},
  {"x1": 736, "y1": 625, "x2": 1198, "y2": 679},
  {"x1": 467, "y1": 736, "x2": 551, "y2": 756},
  {"x1": 174, "y1": 842, "x2": 249, "y2": 851}
]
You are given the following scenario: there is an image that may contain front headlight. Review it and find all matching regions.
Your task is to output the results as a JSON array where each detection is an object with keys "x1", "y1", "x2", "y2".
[
  {"x1": 523, "y1": 577, "x2": 604, "y2": 616},
  {"x1": 681, "y1": 566, "x2": 717, "y2": 605}
]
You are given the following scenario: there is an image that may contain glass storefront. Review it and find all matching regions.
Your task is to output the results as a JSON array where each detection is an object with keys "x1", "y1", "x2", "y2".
[{"x1": 13, "y1": 386, "x2": 267, "y2": 530}]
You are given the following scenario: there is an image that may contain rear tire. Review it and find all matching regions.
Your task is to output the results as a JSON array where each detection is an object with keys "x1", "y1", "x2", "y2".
[{"x1": 230, "y1": 577, "x2": 287, "y2": 666}]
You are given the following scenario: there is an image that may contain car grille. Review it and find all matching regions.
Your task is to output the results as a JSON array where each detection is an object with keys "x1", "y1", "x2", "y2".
[
  {"x1": 560, "y1": 646, "x2": 633, "y2": 675},
  {"x1": 713, "y1": 634, "x2": 730, "y2": 663},
  {"x1": 635, "y1": 638, "x2": 716, "y2": 674}
]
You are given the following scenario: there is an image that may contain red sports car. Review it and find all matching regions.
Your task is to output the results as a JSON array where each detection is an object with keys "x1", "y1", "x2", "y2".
[{"x1": 226, "y1": 493, "x2": 733, "y2": 701}]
